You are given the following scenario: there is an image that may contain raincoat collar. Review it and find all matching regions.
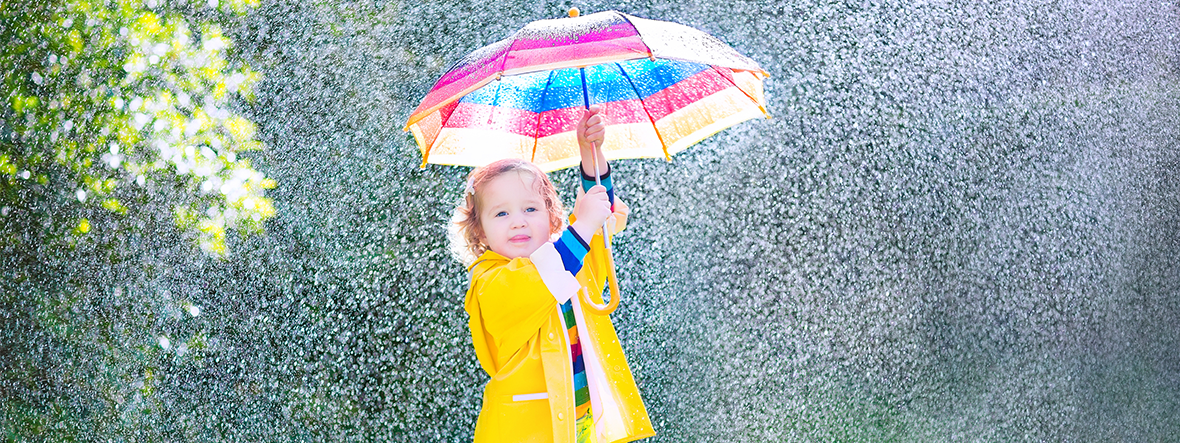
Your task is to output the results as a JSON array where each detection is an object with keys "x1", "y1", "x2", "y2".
[{"x1": 469, "y1": 249, "x2": 509, "y2": 273}]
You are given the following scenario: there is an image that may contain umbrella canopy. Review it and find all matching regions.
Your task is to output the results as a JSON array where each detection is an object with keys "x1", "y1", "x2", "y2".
[{"x1": 404, "y1": 10, "x2": 770, "y2": 172}]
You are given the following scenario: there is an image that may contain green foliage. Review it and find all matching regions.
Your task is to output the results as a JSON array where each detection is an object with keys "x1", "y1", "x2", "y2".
[
  {"x1": 1, "y1": 0, "x2": 272, "y2": 256},
  {"x1": 1, "y1": 1, "x2": 272, "y2": 440}
]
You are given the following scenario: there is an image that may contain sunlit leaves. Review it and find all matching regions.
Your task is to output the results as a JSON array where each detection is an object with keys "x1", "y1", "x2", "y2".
[
  {"x1": 0, "y1": 0, "x2": 274, "y2": 256},
  {"x1": 74, "y1": 217, "x2": 91, "y2": 235}
]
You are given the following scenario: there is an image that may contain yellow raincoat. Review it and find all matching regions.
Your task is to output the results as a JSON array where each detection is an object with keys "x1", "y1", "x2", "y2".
[{"x1": 464, "y1": 201, "x2": 654, "y2": 443}]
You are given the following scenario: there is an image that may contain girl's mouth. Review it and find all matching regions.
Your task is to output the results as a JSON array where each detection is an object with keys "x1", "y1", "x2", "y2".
[{"x1": 509, "y1": 235, "x2": 530, "y2": 243}]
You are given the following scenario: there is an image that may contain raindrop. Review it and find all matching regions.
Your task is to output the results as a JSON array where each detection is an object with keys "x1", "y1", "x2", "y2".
[
  {"x1": 204, "y1": 37, "x2": 226, "y2": 52},
  {"x1": 132, "y1": 113, "x2": 150, "y2": 130}
]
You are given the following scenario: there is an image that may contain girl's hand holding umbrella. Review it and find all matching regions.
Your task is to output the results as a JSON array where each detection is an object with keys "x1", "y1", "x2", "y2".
[
  {"x1": 571, "y1": 185, "x2": 612, "y2": 241},
  {"x1": 573, "y1": 103, "x2": 623, "y2": 314},
  {"x1": 573, "y1": 103, "x2": 613, "y2": 239},
  {"x1": 577, "y1": 105, "x2": 608, "y2": 178}
]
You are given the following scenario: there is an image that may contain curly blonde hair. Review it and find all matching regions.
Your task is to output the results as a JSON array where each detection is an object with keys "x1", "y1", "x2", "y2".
[{"x1": 450, "y1": 159, "x2": 565, "y2": 265}]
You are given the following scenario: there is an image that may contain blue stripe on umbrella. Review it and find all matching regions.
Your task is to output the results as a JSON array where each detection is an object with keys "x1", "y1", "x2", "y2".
[{"x1": 457, "y1": 59, "x2": 711, "y2": 112}]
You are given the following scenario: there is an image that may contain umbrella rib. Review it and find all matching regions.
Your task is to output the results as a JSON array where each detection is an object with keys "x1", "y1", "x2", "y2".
[
  {"x1": 435, "y1": 30, "x2": 516, "y2": 162},
  {"x1": 427, "y1": 92, "x2": 468, "y2": 158},
  {"x1": 426, "y1": 41, "x2": 521, "y2": 157},
  {"x1": 488, "y1": 77, "x2": 503, "y2": 125},
  {"x1": 710, "y1": 65, "x2": 771, "y2": 118},
  {"x1": 497, "y1": 28, "x2": 522, "y2": 74},
  {"x1": 615, "y1": 12, "x2": 657, "y2": 59},
  {"x1": 531, "y1": 70, "x2": 555, "y2": 163},
  {"x1": 615, "y1": 62, "x2": 671, "y2": 160}
]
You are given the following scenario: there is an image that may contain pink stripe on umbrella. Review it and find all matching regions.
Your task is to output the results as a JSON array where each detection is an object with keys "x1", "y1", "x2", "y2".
[
  {"x1": 533, "y1": 99, "x2": 652, "y2": 139},
  {"x1": 408, "y1": 70, "x2": 499, "y2": 127},
  {"x1": 503, "y1": 35, "x2": 650, "y2": 73},
  {"x1": 534, "y1": 107, "x2": 584, "y2": 139},
  {"x1": 640, "y1": 68, "x2": 734, "y2": 121},
  {"x1": 442, "y1": 102, "x2": 540, "y2": 138},
  {"x1": 509, "y1": 22, "x2": 640, "y2": 50}
]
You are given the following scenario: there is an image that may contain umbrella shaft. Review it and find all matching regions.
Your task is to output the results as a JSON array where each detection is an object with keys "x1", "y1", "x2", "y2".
[
  {"x1": 592, "y1": 141, "x2": 610, "y2": 249},
  {"x1": 586, "y1": 139, "x2": 619, "y2": 316}
]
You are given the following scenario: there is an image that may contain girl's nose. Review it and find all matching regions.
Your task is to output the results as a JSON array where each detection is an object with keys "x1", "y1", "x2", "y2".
[{"x1": 509, "y1": 214, "x2": 527, "y2": 229}]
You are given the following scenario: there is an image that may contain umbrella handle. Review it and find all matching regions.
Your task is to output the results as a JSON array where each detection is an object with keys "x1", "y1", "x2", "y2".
[
  {"x1": 580, "y1": 133, "x2": 621, "y2": 316},
  {"x1": 581, "y1": 233, "x2": 621, "y2": 315}
]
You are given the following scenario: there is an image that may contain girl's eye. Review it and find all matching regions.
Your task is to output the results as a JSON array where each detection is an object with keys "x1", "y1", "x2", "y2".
[
  {"x1": 525, "y1": 207, "x2": 537, "y2": 213},
  {"x1": 495, "y1": 211, "x2": 508, "y2": 217}
]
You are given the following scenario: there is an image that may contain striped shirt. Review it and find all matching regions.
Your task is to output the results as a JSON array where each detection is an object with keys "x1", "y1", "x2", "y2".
[{"x1": 550, "y1": 164, "x2": 614, "y2": 420}]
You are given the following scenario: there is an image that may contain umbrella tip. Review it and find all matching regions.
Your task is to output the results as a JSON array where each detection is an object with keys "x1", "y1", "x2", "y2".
[{"x1": 568, "y1": 7, "x2": 580, "y2": 17}]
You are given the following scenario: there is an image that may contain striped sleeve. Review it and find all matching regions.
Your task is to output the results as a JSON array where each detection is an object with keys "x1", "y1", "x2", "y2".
[
  {"x1": 580, "y1": 163, "x2": 614, "y2": 208},
  {"x1": 552, "y1": 226, "x2": 590, "y2": 276},
  {"x1": 528, "y1": 227, "x2": 591, "y2": 303}
]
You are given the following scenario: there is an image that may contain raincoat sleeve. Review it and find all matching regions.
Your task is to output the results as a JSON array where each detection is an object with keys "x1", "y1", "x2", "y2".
[
  {"x1": 472, "y1": 258, "x2": 565, "y2": 358},
  {"x1": 568, "y1": 196, "x2": 629, "y2": 297},
  {"x1": 569, "y1": 197, "x2": 629, "y2": 239}
]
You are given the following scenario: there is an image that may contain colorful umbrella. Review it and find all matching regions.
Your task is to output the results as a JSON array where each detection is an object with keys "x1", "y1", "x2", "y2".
[
  {"x1": 406, "y1": 9, "x2": 769, "y2": 316},
  {"x1": 404, "y1": 9, "x2": 770, "y2": 172}
]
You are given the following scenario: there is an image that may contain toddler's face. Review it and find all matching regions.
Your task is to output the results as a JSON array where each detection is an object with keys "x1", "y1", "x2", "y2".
[{"x1": 478, "y1": 172, "x2": 552, "y2": 259}]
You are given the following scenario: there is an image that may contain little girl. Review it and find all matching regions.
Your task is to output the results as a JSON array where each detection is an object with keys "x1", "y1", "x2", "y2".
[{"x1": 453, "y1": 107, "x2": 654, "y2": 443}]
